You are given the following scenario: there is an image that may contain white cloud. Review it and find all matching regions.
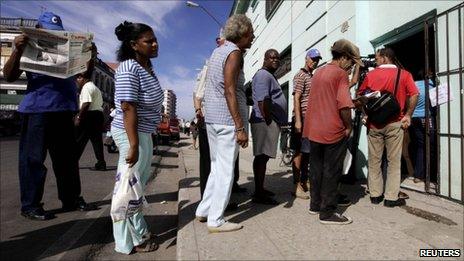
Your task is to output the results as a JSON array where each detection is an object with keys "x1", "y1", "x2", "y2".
[{"x1": 173, "y1": 65, "x2": 191, "y2": 78}]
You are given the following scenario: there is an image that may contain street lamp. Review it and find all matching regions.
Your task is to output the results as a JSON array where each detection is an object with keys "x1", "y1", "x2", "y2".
[{"x1": 186, "y1": 1, "x2": 223, "y2": 28}]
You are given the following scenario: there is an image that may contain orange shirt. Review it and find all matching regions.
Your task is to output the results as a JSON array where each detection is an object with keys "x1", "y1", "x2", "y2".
[{"x1": 302, "y1": 63, "x2": 354, "y2": 144}]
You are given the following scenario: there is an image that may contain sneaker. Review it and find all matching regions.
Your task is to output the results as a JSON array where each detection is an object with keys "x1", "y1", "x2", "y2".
[
  {"x1": 91, "y1": 161, "x2": 107, "y2": 171},
  {"x1": 208, "y1": 222, "x2": 243, "y2": 233},
  {"x1": 319, "y1": 213, "x2": 353, "y2": 225},
  {"x1": 384, "y1": 198, "x2": 406, "y2": 208},
  {"x1": 252, "y1": 194, "x2": 278, "y2": 205},
  {"x1": 195, "y1": 216, "x2": 207, "y2": 222},
  {"x1": 232, "y1": 184, "x2": 247, "y2": 193},
  {"x1": 292, "y1": 184, "x2": 309, "y2": 199},
  {"x1": 370, "y1": 195, "x2": 384, "y2": 204},
  {"x1": 337, "y1": 195, "x2": 352, "y2": 207}
]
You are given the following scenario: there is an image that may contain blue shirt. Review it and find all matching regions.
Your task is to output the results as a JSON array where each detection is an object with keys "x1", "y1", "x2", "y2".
[
  {"x1": 250, "y1": 69, "x2": 288, "y2": 125},
  {"x1": 412, "y1": 79, "x2": 433, "y2": 118},
  {"x1": 204, "y1": 41, "x2": 248, "y2": 126},
  {"x1": 18, "y1": 72, "x2": 78, "y2": 113},
  {"x1": 112, "y1": 59, "x2": 164, "y2": 133}
]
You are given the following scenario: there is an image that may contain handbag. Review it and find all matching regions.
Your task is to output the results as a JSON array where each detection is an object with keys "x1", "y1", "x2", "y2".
[
  {"x1": 110, "y1": 163, "x2": 148, "y2": 222},
  {"x1": 364, "y1": 69, "x2": 401, "y2": 125}
]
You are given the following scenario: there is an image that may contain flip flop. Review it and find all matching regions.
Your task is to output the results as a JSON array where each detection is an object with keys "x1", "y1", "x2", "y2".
[{"x1": 133, "y1": 238, "x2": 159, "y2": 253}]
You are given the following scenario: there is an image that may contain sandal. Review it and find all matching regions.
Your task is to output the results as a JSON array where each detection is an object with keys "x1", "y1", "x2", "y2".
[{"x1": 133, "y1": 238, "x2": 159, "y2": 253}]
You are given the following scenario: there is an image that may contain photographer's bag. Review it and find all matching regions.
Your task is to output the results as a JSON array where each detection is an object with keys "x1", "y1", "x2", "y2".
[{"x1": 365, "y1": 69, "x2": 401, "y2": 125}]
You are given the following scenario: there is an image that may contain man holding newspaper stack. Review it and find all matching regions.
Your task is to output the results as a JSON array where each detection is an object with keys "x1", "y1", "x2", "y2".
[{"x1": 3, "y1": 12, "x2": 96, "y2": 221}]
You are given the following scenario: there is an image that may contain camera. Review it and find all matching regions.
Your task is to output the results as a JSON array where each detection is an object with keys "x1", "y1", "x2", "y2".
[{"x1": 360, "y1": 54, "x2": 376, "y2": 69}]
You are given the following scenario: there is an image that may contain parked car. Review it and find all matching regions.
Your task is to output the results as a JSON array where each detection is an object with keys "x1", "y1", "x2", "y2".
[
  {"x1": 170, "y1": 118, "x2": 180, "y2": 141},
  {"x1": 157, "y1": 116, "x2": 171, "y2": 145}
]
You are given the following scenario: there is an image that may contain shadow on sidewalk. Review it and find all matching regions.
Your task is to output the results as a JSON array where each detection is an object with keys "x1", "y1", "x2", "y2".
[{"x1": 180, "y1": 167, "x2": 369, "y2": 229}]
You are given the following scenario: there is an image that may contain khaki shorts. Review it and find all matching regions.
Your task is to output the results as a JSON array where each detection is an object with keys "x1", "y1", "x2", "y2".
[{"x1": 251, "y1": 120, "x2": 280, "y2": 158}]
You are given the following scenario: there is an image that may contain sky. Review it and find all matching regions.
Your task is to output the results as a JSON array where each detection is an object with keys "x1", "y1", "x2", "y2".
[{"x1": 0, "y1": 0, "x2": 234, "y2": 120}]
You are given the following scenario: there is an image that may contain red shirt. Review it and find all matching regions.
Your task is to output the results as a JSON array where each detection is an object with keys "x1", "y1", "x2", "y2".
[
  {"x1": 302, "y1": 63, "x2": 354, "y2": 144},
  {"x1": 358, "y1": 64, "x2": 419, "y2": 129}
]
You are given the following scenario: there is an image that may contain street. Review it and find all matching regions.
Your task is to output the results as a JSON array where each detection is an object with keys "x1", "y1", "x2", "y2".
[{"x1": 0, "y1": 134, "x2": 182, "y2": 260}]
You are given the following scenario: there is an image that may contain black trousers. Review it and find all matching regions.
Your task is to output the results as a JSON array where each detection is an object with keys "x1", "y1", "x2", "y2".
[
  {"x1": 198, "y1": 126, "x2": 239, "y2": 198},
  {"x1": 309, "y1": 138, "x2": 348, "y2": 219},
  {"x1": 75, "y1": 110, "x2": 105, "y2": 163},
  {"x1": 19, "y1": 112, "x2": 81, "y2": 212}
]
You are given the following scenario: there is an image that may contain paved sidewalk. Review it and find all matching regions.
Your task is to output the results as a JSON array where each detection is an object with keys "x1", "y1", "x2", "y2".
[{"x1": 177, "y1": 142, "x2": 463, "y2": 260}]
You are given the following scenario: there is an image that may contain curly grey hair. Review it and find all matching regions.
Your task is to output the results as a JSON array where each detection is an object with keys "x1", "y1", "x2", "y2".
[{"x1": 223, "y1": 14, "x2": 253, "y2": 43}]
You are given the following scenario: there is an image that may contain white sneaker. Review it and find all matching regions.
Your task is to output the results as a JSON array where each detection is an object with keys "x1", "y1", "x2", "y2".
[{"x1": 208, "y1": 222, "x2": 243, "y2": 233}]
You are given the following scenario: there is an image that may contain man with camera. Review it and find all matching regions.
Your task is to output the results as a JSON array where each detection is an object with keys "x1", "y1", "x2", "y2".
[{"x1": 358, "y1": 47, "x2": 418, "y2": 208}]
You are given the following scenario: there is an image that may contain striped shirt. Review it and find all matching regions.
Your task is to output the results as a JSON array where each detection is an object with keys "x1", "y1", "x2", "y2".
[
  {"x1": 292, "y1": 68, "x2": 312, "y2": 117},
  {"x1": 204, "y1": 41, "x2": 248, "y2": 127},
  {"x1": 112, "y1": 59, "x2": 164, "y2": 133}
]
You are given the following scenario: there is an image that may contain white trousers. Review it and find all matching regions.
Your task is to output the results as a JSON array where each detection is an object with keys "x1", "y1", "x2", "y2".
[{"x1": 195, "y1": 123, "x2": 239, "y2": 227}]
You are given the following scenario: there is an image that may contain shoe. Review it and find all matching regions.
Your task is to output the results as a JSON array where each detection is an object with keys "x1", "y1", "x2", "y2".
[
  {"x1": 208, "y1": 222, "x2": 243, "y2": 233},
  {"x1": 225, "y1": 202, "x2": 239, "y2": 211},
  {"x1": 62, "y1": 196, "x2": 98, "y2": 212},
  {"x1": 384, "y1": 198, "x2": 406, "y2": 208},
  {"x1": 196, "y1": 216, "x2": 207, "y2": 222},
  {"x1": 413, "y1": 178, "x2": 423, "y2": 183},
  {"x1": 398, "y1": 191, "x2": 409, "y2": 200},
  {"x1": 308, "y1": 208, "x2": 320, "y2": 215},
  {"x1": 91, "y1": 161, "x2": 107, "y2": 171},
  {"x1": 252, "y1": 194, "x2": 278, "y2": 205},
  {"x1": 337, "y1": 194, "x2": 351, "y2": 207},
  {"x1": 292, "y1": 184, "x2": 309, "y2": 199},
  {"x1": 232, "y1": 184, "x2": 247, "y2": 193},
  {"x1": 262, "y1": 189, "x2": 275, "y2": 197},
  {"x1": 319, "y1": 213, "x2": 353, "y2": 225},
  {"x1": 21, "y1": 208, "x2": 55, "y2": 221},
  {"x1": 370, "y1": 195, "x2": 384, "y2": 204},
  {"x1": 132, "y1": 238, "x2": 158, "y2": 253}
]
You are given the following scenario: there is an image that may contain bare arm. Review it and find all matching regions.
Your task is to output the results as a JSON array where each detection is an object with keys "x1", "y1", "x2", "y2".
[
  {"x1": 258, "y1": 98, "x2": 272, "y2": 125},
  {"x1": 340, "y1": 107, "x2": 352, "y2": 137},
  {"x1": 401, "y1": 94, "x2": 418, "y2": 129},
  {"x1": 293, "y1": 91, "x2": 303, "y2": 132},
  {"x1": 348, "y1": 64, "x2": 360, "y2": 89},
  {"x1": 121, "y1": 101, "x2": 139, "y2": 167},
  {"x1": 3, "y1": 34, "x2": 28, "y2": 82},
  {"x1": 224, "y1": 50, "x2": 248, "y2": 148}
]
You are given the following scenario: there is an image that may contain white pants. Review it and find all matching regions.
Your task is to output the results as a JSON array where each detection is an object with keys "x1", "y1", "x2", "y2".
[{"x1": 195, "y1": 123, "x2": 239, "y2": 227}]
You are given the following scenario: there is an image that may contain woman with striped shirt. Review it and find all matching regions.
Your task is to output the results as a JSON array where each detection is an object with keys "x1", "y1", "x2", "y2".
[{"x1": 111, "y1": 21, "x2": 163, "y2": 254}]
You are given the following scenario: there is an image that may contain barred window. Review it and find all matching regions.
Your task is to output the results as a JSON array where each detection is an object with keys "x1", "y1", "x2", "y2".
[{"x1": 265, "y1": 0, "x2": 282, "y2": 20}]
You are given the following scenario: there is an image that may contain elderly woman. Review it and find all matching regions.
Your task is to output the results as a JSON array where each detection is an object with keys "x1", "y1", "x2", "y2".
[
  {"x1": 195, "y1": 14, "x2": 254, "y2": 233},
  {"x1": 111, "y1": 21, "x2": 163, "y2": 254}
]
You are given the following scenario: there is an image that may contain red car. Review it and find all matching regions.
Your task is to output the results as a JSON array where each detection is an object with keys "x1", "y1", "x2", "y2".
[{"x1": 169, "y1": 118, "x2": 180, "y2": 141}]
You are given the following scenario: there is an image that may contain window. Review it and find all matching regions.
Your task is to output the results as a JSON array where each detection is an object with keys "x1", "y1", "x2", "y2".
[
  {"x1": 265, "y1": 0, "x2": 283, "y2": 20},
  {"x1": 274, "y1": 45, "x2": 291, "y2": 79}
]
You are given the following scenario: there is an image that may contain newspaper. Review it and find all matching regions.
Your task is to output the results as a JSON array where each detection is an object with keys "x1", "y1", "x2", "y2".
[{"x1": 19, "y1": 27, "x2": 93, "y2": 79}]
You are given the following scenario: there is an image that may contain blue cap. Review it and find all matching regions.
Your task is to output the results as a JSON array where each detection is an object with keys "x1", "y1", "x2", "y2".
[
  {"x1": 38, "y1": 12, "x2": 64, "y2": 30},
  {"x1": 306, "y1": 49, "x2": 321, "y2": 59}
]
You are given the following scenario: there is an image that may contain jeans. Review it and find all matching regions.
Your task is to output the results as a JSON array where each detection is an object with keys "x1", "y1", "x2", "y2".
[
  {"x1": 18, "y1": 112, "x2": 81, "y2": 212},
  {"x1": 111, "y1": 127, "x2": 153, "y2": 254},
  {"x1": 196, "y1": 124, "x2": 239, "y2": 227},
  {"x1": 309, "y1": 137, "x2": 348, "y2": 219}
]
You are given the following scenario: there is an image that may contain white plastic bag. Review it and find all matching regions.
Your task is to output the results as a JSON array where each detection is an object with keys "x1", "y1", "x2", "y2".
[
  {"x1": 110, "y1": 163, "x2": 148, "y2": 222},
  {"x1": 342, "y1": 149, "x2": 353, "y2": 175}
]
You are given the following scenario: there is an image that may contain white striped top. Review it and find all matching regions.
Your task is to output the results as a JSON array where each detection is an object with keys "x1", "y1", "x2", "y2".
[
  {"x1": 112, "y1": 59, "x2": 163, "y2": 133},
  {"x1": 204, "y1": 41, "x2": 247, "y2": 126}
]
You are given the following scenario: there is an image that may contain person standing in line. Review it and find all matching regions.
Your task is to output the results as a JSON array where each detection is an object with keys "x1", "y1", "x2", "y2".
[
  {"x1": 358, "y1": 47, "x2": 418, "y2": 208},
  {"x1": 195, "y1": 14, "x2": 254, "y2": 233},
  {"x1": 75, "y1": 43, "x2": 107, "y2": 171},
  {"x1": 250, "y1": 49, "x2": 288, "y2": 205},
  {"x1": 290, "y1": 48, "x2": 321, "y2": 199},
  {"x1": 302, "y1": 39, "x2": 362, "y2": 225},
  {"x1": 3, "y1": 11, "x2": 95, "y2": 221},
  {"x1": 190, "y1": 121, "x2": 198, "y2": 149},
  {"x1": 111, "y1": 21, "x2": 163, "y2": 254},
  {"x1": 193, "y1": 37, "x2": 246, "y2": 203}
]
